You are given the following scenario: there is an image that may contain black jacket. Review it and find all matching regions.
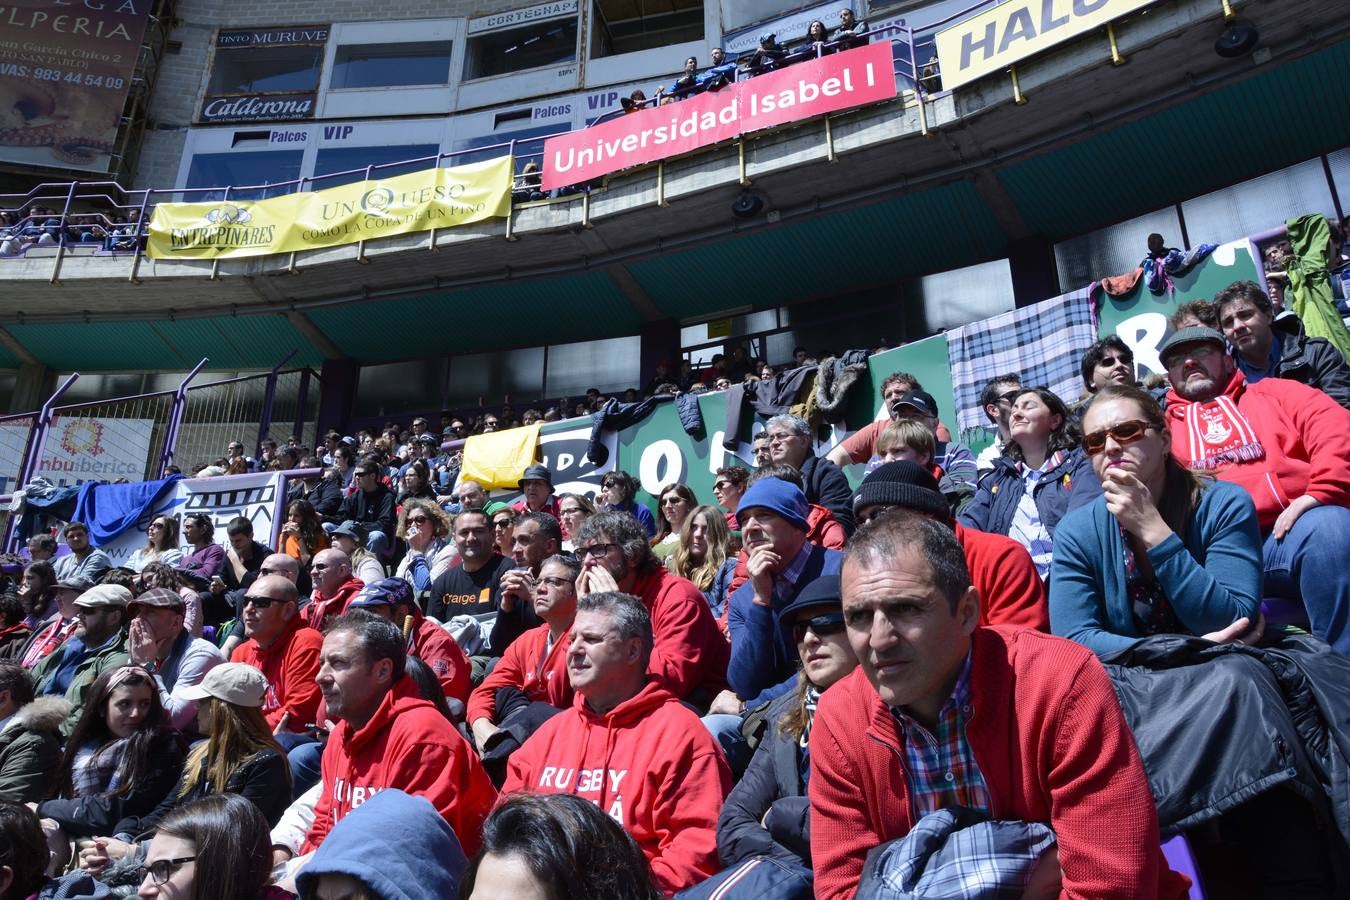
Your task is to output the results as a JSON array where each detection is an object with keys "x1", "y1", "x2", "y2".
[
  {"x1": 0, "y1": 697, "x2": 68, "y2": 802},
  {"x1": 717, "y1": 690, "x2": 811, "y2": 868},
  {"x1": 37, "y1": 730, "x2": 185, "y2": 838},
  {"x1": 1103, "y1": 632, "x2": 1350, "y2": 854},
  {"x1": 290, "y1": 476, "x2": 344, "y2": 523},
  {"x1": 800, "y1": 455, "x2": 855, "y2": 534},
  {"x1": 338, "y1": 483, "x2": 396, "y2": 538},
  {"x1": 113, "y1": 746, "x2": 290, "y2": 835},
  {"x1": 1268, "y1": 314, "x2": 1350, "y2": 410}
]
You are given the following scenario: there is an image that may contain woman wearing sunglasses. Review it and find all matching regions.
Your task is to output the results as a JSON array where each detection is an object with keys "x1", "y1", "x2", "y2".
[
  {"x1": 125, "y1": 517, "x2": 183, "y2": 574},
  {"x1": 716, "y1": 576, "x2": 856, "y2": 878},
  {"x1": 959, "y1": 388, "x2": 1101, "y2": 579},
  {"x1": 394, "y1": 499, "x2": 457, "y2": 595},
  {"x1": 1049, "y1": 384, "x2": 1263, "y2": 656}
]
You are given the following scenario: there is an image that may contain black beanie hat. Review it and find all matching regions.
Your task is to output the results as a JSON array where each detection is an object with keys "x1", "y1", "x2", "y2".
[{"x1": 851, "y1": 460, "x2": 950, "y2": 521}]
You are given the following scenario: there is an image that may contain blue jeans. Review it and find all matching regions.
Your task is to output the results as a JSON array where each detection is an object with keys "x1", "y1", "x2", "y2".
[
  {"x1": 702, "y1": 713, "x2": 752, "y2": 779},
  {"x1": 276, "y1": 732, "x2": 324, "y2": 800},
  {"x1": 1263, "y1": 504, "x2": 1350, "y2": 656}
]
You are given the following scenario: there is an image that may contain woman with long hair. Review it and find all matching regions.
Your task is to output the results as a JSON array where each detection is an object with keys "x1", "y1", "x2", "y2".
[
  {"x1": 395, "y1": 498, "x2": 456, "y2": 594},
  {"x1": 669, "y1": 505, "x2": 736, "y2": 618},
  {"x1": 17, "y1": 560, "x2": 56, "y2": 630},
  {"x1": 281, "y1": 499, "x2": 329, "y2": 597},
  {"x1": 1050, "y1": 384, "x2": 1263, "y2": 654},
  {"x1": 136, "y1": 794, "x2": 276, "y2": 900},
  {"x1": 652, "y1": 483, "x2": 697, "y2": 561},
  {"x1": 717, "y1": 576, "x2": 857, "y2": 876},
  {"x1": 461, "y1": 793, "x2": 661, "y2": 899},
  {"x1": 958, "y1": 387, "x2": 1101, "y2": 577},
  {"x1": 396, "y1": 461, "x2": 437, "y2": 507},
  {"x1": 557, "y1": 493, "x2": 596, "y2": 551},
  {"x1": 598, "y1": 471, "x2": 656, "y2": 537},
  {"x1": 35, "y1": 667, "x2": 183, "y2": 865},
  {"x1": 125, "y1": 516, "x2": 183, "y2": 573},
  {"x1": 77, "y1": 663, "x2": 289, "y2": 875}
]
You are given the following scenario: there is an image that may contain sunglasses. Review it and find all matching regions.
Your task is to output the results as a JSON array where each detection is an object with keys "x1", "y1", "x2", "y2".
[
  {"x1": 242, "y1": 595, "x2": 279, "y2": 609},
  {"x1": 713, "y1": 480, "x2": 736, "y2": 491},
  {"x1": 406, "y1": 515, "x2": 431, "y2": 524},
  {"x1": 791, "y1": 612, "x2": 846, "y2": 643},
  {"x1": 995, "y1": 390, "x2": 1021, "y2": 405},
  {"x1": 1082, "y1": 419, "x2": 1154, "y2": 456}
]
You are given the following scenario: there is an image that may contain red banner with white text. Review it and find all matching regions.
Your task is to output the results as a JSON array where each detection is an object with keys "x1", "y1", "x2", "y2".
[{"x1": 541, "y1": 41, "x2": 897, "y2": 191}]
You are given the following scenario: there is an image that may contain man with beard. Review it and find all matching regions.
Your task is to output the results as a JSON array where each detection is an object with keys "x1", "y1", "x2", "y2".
[
  {"x1": 490, "y1": 511, "x2": 563, "y2": 653},
  {"x1": 427, "y1": 511, "x2": 515, "y2": 631}
]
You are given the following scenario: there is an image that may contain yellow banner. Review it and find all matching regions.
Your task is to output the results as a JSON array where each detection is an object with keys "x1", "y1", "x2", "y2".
[
  {"x1": 147, "y1": 156, "x2": 513, "y2": 260},
  {"x1": 935, "y1": 0, "x2": 1157, "y2": 91}
]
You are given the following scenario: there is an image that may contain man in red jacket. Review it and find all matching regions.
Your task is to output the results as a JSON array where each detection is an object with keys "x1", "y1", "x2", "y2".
[
  {"x1": 1161, "y1": 326, "x2": 1350, "y2": 654},
  {"x1": 295, "y1": 610, "x2": 495, "y2": 860},
  {"x1": 573, "y1": 511, "x2": 728, "y2": 709},
  {"x1": 347, "y1": 577, "x2": 470, "y2": 704},
  {"x1": 503, "y1": 591, "x2": 730, "y2": 897},
  {"x1": 851, "y1": 460, "x2": 1047, "y2": 630},
  {"x1": 230, "y1": 575, "x2": 322, "y2": 735},
  {"x1": 810, "y1": 513, "x2": 1186, "y2": 900},
  {"x1": 303, "y1": 549, "x2": 365, "y2": 631}
]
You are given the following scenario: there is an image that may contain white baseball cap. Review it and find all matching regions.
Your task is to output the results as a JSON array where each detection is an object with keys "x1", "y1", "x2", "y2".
[{"x1": 180, "y1": 662, "x2": 268, "y2": 708}]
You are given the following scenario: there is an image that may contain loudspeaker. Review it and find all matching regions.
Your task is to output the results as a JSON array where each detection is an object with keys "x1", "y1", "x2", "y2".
[
  {"x1": 731, "y1": 191, "x2": 764, "y2": 219},
  {"x1": 1214, "y1": 22, "x2": 1258, "y2": 58}
]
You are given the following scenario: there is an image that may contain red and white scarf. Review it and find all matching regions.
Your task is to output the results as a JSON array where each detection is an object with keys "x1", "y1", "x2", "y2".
[{"x1": 1178, "y1": 393, "x2": 1265, "y2": 470}]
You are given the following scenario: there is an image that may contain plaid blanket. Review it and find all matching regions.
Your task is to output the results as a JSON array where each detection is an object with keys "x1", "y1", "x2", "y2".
[
  {"x1": 946, "y1": 288, "x2": 1098, "y2": 435},
  {"x1": 857, "y1": 807, "x2": 1056, "y2": 899}
]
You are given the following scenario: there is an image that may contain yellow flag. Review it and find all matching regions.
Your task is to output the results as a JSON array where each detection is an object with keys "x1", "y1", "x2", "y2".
[{"x1": 147, "y1": 156, "x2": 513, "y2": 260}]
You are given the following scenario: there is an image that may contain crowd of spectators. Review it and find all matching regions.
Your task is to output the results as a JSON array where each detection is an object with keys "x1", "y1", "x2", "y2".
[
  {"x1": 0, "y1": 273, "x2": 1349, "y2": 899},
  {"x1": 0, "y1": 205, "x2": 143, "y2": 257}
]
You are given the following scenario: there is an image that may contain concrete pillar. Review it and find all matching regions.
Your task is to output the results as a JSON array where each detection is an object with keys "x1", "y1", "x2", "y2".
[
  {"x1": 1007, "y1": 236, "x2": 1060, "y2": 309},
  {"x1": 8, "y1": 363, "x2": 55, "y2": 414},
  {"x1": 317, "y1": 359, "x2": 359, "y2": 436}
]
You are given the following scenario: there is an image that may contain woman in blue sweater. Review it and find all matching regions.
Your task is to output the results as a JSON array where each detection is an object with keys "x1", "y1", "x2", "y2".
[
  {"x1": 1050, "y1": 384, "x2": 1264, "y2": 656},
  {"x1": 958, "y1": 387, "x2": 1100, "y2": 577}
]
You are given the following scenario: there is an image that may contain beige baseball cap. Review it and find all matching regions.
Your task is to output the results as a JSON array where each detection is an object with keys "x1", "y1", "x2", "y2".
[
  {"x1": 74, "y1": 584, "x2": 133, "y2": 609},
  {"x1": 179, "y1": 662, "x2": 268, "y2": 708}
]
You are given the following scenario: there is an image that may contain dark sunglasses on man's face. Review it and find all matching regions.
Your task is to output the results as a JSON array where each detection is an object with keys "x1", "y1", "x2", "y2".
[
  {"x1": 792, "y1": 612, "x2": 847, "y2": 643},
  {"x1": 242, "y1": 595, "x2": 279, "y2": 609}
]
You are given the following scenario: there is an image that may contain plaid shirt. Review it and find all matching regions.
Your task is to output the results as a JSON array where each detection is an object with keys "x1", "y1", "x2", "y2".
[{"x1": 891, "y1": 652, "x2": 992, "y2": 820}]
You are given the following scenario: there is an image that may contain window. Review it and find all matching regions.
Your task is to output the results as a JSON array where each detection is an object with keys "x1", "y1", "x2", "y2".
[
  {"x1": 545, "y1": 336, "x2": 640, "y2": 397},
  {"x1": 208, "y1": 44, "x2": 324, "y2": 95},
  {"x1": 453, "y1": 126, "x2": 557, "y2": 171},
  {"x1": 331, "y1": 41, "x2": 454, "y2": 89},
  {"x1": 184, "y1": 151, "x2": 304, "y2": 201},
  {"x1": 355, "y1": 360, "x2": 449, "y2": 418},
  {"x1": 1180, "y1": 158, "x2": 1337, "y2": 248},
  {"x1": 911, "y1": 258, "x2": 1015, "y2": 333},
  {"x1": 311, "y1": 144, "x2": 442, "y2": 190},
  {"x1": 446, "y1": 348, "x2": 546, "y2": 406},
  {"x1": 463, "y1": 18, "x2": 579, "y2": 80},
  {"x1": 590, "y1": 0, "x2": 703, "y2": 58}
]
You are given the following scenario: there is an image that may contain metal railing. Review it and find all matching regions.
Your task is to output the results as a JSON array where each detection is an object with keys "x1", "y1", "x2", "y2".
[{"x1": 0, "y1": 357, "x2": 320, "y2": 551}]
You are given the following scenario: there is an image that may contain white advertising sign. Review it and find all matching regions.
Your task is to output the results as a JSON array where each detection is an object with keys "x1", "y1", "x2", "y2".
[
  {"x1": 468, "y1": 0, "x2": 578, "y2": 35},
  {"x1": 0, "y1": 417, "x2": 155, "y2": 495}
]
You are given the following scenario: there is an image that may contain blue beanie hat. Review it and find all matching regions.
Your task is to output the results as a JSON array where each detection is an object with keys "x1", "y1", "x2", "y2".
[{"x1": 738, "y1": 477, "x2": 809, "y2": 531}]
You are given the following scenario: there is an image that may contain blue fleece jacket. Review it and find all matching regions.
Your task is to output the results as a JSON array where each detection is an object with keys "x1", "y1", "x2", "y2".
[
  {"x1": 728, "y1": 544, "x2": 842, "y2": 706},
  {"x1": 1048, "y1": 479, "x2": 1263, "y2": 657},
  {"x1": 295, "y1": 788, "x2": 467, "y2": 900}
]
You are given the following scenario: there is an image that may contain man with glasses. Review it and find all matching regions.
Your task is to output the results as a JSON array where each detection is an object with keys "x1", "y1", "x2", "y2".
[
  {"x1": 1079, "y1": 336, "x2": 1137, "y2": 398},
  {"x1": 335, "y1": 462, "x2": 395, "y2": 557},
  {"x1": 574, "y1": 511, "x2": 728, "y2": 709},
  {"x1": 975, "y1": 373, "x2": 1022, "y2": 475},
  {"x1": 763, "y1": 414, "x2": 855, "y2": 534},
  {"x1": 469, "y1": 553, "x2": 580, "y2": 782},
  {"x1": 31, "y1": 585, "x2": 131, "y2": 726},
  {"x1": 229, "y1": 574, "x2": 323, "y2": 735},
  {"x1": 427, "y1": 510, "x2": 516, "y2": 629},
  {"x1": 492, "y1": 511, "x2": 563, "y2": 654},
  {"x1": 1161, "y1": 326, "x2": 1350, "y2": 654},
  {"x1": 303, "y1": 549, "x2": 365, "y2": 632},
  {"x1": 750, "y1": 433, "x2": 771, "y2": 467}
]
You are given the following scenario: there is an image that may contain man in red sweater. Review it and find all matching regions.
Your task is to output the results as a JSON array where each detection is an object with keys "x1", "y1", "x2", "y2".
[
  {"x1": 810, "y1": 513, "x2": 1187, "y2": 900},
  {"x1": 851, "y1": 460, "x2": 1047, "y2": 630},
  {"x1": 347, "y1": 577, "x2": 470, "y2": 703},
  {"x1": 303, "y1": 549, "x2": 366, "y2": 631},
  {"x1": 230, "y1": 574, "x2": 322, "y2": 735},
  {"x1": 469, "y1": 554, "x2": 578, "y2": 750},
  {"x1": 294, "y1": 610, "x2": 495, "y2": 861},
  {"x1": 573, "y1": 511, "x2": 728, "y2": 709},
  {"x1": 1161, "y1": 326, "x2": 1350, "y2": 654},
  {"x1": 503, "y1": 591, "x2": 730, "y2": 897}
]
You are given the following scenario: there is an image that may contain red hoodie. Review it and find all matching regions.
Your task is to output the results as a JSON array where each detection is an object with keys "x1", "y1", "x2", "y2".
[
  {"x1": 1165, "y1": 370, "x2": 1350, "y2": 530},
  {"x1": 303, "y1": 575, "x2": 366, "y2": 631},
  {"x1": 303, "y1": 676, "x2": 496, "y2": 856},
  {"x1": 503, "y1": 681, "x2": 730, "y2": 896},
  {"x1": 467, "y1": 621, "x2": 571, "y2": 725},
  {"x1": 602, "y1": 568, "x2": 728, "y2": 703},
  {"x1": 407, "y1": 611, "x2": 471, "y2": 704},
  {"x1": 230, "y1": 616, "x2": 322, "y2": 733},
  {"x1": 810, "y1": 627, "x2": 1188, "y2": 900},
  {"x1": 955, "y1": 523, "x2": 1048, "y2": 630}
]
